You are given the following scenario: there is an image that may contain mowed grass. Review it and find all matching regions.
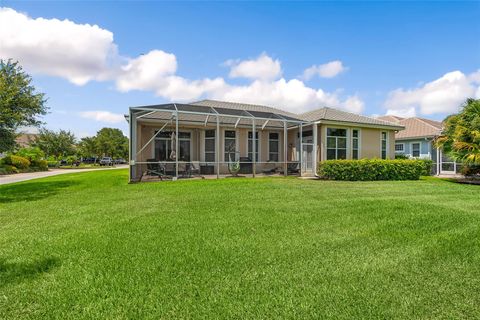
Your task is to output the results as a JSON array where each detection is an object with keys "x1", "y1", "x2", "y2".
[{"x1": 0, "y1": 170, "x2": 479, "y2": 319}]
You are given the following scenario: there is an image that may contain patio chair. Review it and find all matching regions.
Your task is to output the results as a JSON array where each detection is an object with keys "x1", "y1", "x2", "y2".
[
  {"x1": 189, "y1": 161, "x2": 204, "y2": 179},
  {"x1": 178, "y1": 162, "x2": 188, "y2": 178},
  {"x1": 287, "y1": 162, "x2": 300, "y2": 174},
  {"x1": 261, "y1": 161, "x2": 278, "y2": 175},
  {"x1": 142, "y1": 159, "x2": 166, "y2": 181}
]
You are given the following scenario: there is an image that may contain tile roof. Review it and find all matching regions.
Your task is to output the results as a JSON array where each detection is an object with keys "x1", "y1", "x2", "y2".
[
  {"x1": 190, "y1": 99, "x2": 299, "y2": 118},
  {"x1": 299, "y1": 107, "x2": 403, "y2": 128},
  {"x1": 377, "y1": 116, "x2": 443, "y2": 139},
  {"x1": 133, "y1": 100, "x2": 404, "y2": 129}
]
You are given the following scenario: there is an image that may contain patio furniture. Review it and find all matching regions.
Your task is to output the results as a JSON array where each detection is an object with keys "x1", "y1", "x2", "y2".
[
  {"x1": 200, "y1": 164, "x2": 214, "y2": 175},
  {"x1": 287, "y1": 162, "x2": 300, "y2": 174},
  {"x1": 143, "y1": 159, "x2": 166, "y2": 181},
  {"x1": 187, "y1": 161, "x2": 204, "y2": 179},
  {"x1": 261, "y1": 161, "x2": 279, "y2": 175},
  {"x1": 239, "y1": 157, "x2": 252, "y2": 174},
  {"x1": 227, "y1": 150, "x2": 241, "y2": 177}
]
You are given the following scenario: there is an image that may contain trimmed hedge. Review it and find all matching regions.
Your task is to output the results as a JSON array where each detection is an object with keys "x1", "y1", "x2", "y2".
[{"x1": 318, "y1": 159, "x2": 429, "y2": 181}]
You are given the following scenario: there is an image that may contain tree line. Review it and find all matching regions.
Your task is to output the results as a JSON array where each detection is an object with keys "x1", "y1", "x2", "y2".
[
  {"x1": 32, "y1": 127, "x2": 128, "y2": 160},
  {"x1": 1, "y1": 59, "x2": 128, "y2": 160}
]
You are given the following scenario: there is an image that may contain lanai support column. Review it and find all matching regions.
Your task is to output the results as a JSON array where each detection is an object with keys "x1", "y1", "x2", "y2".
[
  {"x1": 437, "y1": 148, "x2": 440, "y2": 176},
  {"x1": 299, "y1": 123, "x2": 303, "y2": 176},
  {"x1": 252, "y1": 119, "x2": 256, "y2": 178},
  {"x1": 313, "y1": 123, "x2": 318, "y2": 175},
  {"x1": 283, "y1": 121, "x2": 287, "y2": 177},
  {"x1": 216, "y1": 115, "x2": 220, "y2": 179},
  {"x1": 129, "y1": 109, "x2": 137, "y2": 182},
  {"x1": 175, "y1": 110, "x2": 179, "y2": 179}
]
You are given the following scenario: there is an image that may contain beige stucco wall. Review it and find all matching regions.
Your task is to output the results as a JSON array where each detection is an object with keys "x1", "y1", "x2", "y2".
[{"x1": 318, "y1": 124, "x2": 396, "y2": 160}]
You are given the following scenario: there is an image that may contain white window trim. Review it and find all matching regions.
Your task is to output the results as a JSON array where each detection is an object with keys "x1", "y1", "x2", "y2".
[
  {"x1": 246, "y1": 130, "x2": 261, "y2": 162},
  {"x1": 203, "y1": 128, "x2": 216, "y2": 163},
  {"x1": 152, "y1": 129, "x2": 192, "y2": 160},
  {"x1": 351, "y1": 128, "x2": 361, "y2": 159},
  {"x1": 411, "y1": 142, "x2": 421, "y2": 158},
  {"x1": 267, "y1": 131, "x2": 280, "y2": 162},
  {"x1": 395, "y1": 142, "x2": 405, "y2": 153},
  {"x1": 380, "y1": 131, "x2": 389, "y2": 159},
  {"x1": 325, "y1": 127, "x2": 348, "y2": 160},
  {"x1": 222, "y1": 128, "x2": 240, "y2": 162}
]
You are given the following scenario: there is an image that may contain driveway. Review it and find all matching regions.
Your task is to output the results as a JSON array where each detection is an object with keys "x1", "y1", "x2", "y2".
[{"x1": 0, "y1": 165, "x2": 128, "y2": 185}]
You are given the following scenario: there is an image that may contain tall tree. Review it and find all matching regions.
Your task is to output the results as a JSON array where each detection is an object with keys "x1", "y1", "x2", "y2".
[
  {"x1": 33, "y1": 128, "x2": 76, "y2": 158},
  {"x1": 77, "y1": 136, "x2": 98, "y2": 159},
  {"x1": 436, "y1": 98, "x2": 480, "y2": 165},
  {"x1": 0, "y1": 59, "x2": 47, "y2": 152},
  {"x1": 95, "y1": 128, "x2": 128, "y2": 158}
]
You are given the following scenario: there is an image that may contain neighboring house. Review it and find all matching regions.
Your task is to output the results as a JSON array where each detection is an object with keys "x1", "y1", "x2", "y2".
[
  {"x1": 127, "y1": 100, "x2": 404, "y2": 182},
  {"x1": 377, "y1": 115, "x2": 459, "y2": 175},
  {"x1": 15, "y1": 133, "x2": 38, "y2": 148},
  {"x1": 0, "y1": 133, "x2": 38, "y2": 158}
]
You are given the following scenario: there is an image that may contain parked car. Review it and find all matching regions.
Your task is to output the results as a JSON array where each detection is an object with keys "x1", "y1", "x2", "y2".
[
  {"x1": 82, "y1": 157, "x2": 98, "y2": 164},
  {"x1": 99, "y1": 157, "x2": 113, "y2": 166},
  {"x1": 114, "y1": 158, "x2": 127, "y2": 164}
]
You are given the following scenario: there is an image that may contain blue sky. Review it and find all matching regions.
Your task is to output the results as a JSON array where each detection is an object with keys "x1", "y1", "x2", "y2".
[{"x1": 1, "y1": 1, "x2": 479, "y2": 138}]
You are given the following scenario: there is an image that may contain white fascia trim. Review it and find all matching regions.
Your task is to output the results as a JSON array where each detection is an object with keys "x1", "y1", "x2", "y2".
[{"x1": 315, "y1": 120, "x2": 404, "y2": 131}]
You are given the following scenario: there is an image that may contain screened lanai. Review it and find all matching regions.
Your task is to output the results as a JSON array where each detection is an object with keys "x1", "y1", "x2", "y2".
[{"x1": 128, "y1": 103, "x2": 316, "y2": 182}]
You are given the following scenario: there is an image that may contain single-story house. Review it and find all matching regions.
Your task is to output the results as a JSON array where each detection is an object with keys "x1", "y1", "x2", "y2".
[
  {"x1": 377, "y1": 115, "x2": 460, "y2": 175},
  {"x1": 127, "y1": 100, "x2": 404, "y2": 182}
]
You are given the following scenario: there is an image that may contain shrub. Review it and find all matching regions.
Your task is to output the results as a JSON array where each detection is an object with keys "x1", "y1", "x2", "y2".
[
  {"x1": 418, "y1": 159, "x2": 433, "y2": 176},
  {"x1": 461, "y1": 165, "x2": 480, "y2": 177},
  {"x1": 47, "y1": 160, "x2": 59, "y2": 168},
  {"x1": 0, "y1": 167, "x2": 7, "y2": 175},
  {"x1": 2, "y1": 155, "x2": 30, "y2": 170},
  {"x1": 66, "y1": 155, "x2": 77, "y2": 166},
  {"x1": 317, "y1": 159, "x2": 428, "y2": 181},
  {"x1": 31, "y1": 159, "x2": 48, "y2": 171},
  {"x1": 15, "y1": 147, "x2": 45, "y2": 162},
  {"x1": 395, "y1": 154, "x2": 409, "y2": 160},
  {"x1": 2, "y1": 165, "x2": 18, "y2": 174}
]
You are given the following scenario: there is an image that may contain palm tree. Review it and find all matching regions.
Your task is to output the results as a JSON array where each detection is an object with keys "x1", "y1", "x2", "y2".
[{"x1": 435, "y1": 98, "x2": 480, "y2": 166}]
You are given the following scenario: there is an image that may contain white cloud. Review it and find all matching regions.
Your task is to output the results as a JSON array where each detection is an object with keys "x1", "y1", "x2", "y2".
[
  {"x1": 115, "y1": 50, "x2": 226, "y2": 101},
  {"x1": 386, "y1": 107, "x2": 416, "y2": 118},
  {"x1": 116, "y1": 50, "x2": 177, "y2": 92},
  {"x1": 212, "y1": 79, "x2": 363, "y2": 114},
  {"x1": 79, "y1": 111, "x2": 125, "y2": 123},
  {"x1": 226, "y1": 53, "x2": 282, "y2": 80},
  {"x1": 385, "y1": 70, "x2": 480, "y2": 116},
  {"x1": 1, "y1": 7, "x2": 365, "y2": 115},
  {"x1": 302, "y1": 60, "x2": 347, "y2": 80},
  {"x1": 0, "y1": 7, "x2": 118, "y2": 85}
]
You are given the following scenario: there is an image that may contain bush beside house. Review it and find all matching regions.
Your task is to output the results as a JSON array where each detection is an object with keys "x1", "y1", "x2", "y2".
[
  {"x1": 0, "y1": 147, "x2": 49, "y2": 175},
  {"x1": 318, "y1": 159, "x2": 432, "y2": 181}
]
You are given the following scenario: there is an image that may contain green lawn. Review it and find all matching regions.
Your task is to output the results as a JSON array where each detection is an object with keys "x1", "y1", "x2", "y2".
[{"x1": 1, "y1": 170, "x2": 479, "y2": 319}]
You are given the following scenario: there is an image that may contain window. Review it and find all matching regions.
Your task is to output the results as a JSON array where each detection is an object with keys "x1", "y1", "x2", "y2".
[
  {"x1": 381, "y1": 131, "x2": 387, "y2": 159},
  {"x1": 224, "y1": 130, "x2": 236, "y2": 161},
  {"x1": 300, "y1": 130, "x2": 313, "y2": 143},
  {"x1": 395, "y1": 143, "x2": 404, "y2": 153},
  {"x1": 326, "y1": 128, "x2": 347, "y2": 160},
  {"x1": 269, "y1": 132, "x2": 279, "y2": 162},
  {"x1": 352, "y1": 129, "x2": 359, "y2": 160},
  {"x1": 248, "y1": 131, "x2": 259, "y2": 161},
  {"x1": 154, "y1": 131, "x2": 190, "y2": 161},
  {"x1": 412, "y1": 143, "x2": 420, "y2": 157},
  {"x1": 204, "y1": 130, "x2": 215, "y2": 162}
]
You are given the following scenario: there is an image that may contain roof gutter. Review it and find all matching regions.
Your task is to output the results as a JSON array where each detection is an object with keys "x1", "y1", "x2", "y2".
[{"x1": 314, "y1": 119, "x2": 405, "y2": 131}]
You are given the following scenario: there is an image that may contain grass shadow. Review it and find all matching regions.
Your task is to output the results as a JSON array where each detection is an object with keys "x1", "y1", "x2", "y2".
[
  {"x1": 0, "y1": 180, "x2": 78, "y2": 204},
  {"x1": 0, "y1": 257, "x2": 61, "y2": 288}
]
